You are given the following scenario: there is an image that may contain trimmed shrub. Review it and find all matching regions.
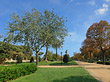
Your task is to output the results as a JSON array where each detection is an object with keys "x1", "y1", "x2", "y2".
[
  {"x1": 105, "y1": 61, "x2": 110, "y2": 65},
  {"x1": 97, "y1": 61, "x2": 110, "y2": 65},
  {"x1": 63, "y1": 54, "x2": 68, "y2": 63},
  {"x1": 88, "y1": 60, "x2": 94, "y2": 63},
  {"x1": 30, "y1": 57, "x2": 34, "y2": 63},
  {"x1": 16, "y1": 55, "x2": 22, "y2": 63},
  {"x1": 0, "y1": 63, "x2": 37, "y2": 82}
]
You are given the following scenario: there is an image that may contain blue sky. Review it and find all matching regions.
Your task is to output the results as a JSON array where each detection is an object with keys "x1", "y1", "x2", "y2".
[{"x1": 0, "y1": 0, "x2": 110, "y2": 57}]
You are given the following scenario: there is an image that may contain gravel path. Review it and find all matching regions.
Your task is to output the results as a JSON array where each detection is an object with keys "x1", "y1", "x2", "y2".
[{"x1": 75, "y1": 61, "x2": 110, "y2": 82}]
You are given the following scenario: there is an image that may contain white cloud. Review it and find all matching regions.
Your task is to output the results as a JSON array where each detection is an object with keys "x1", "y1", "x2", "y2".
[
  {"x1": 104, "y1": 0, "x2": 110, "y2": 2},
  {"x1": 88, "y1": 0, "x2": 95, "y2": 5},
  {"x1": 67, "y1": 0, "x2": 74, "y2": 5},
  {"x1": 95, "y1": 4, "x2": 108, "y2": 15},
  {"x1": 76, "y1": 0, "x2": 95, "y2": 6}
]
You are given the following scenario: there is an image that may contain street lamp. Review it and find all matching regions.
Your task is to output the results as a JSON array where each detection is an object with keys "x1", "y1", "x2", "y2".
[
  {"x1": 61, "y1": 52, "x2": 62, "y2": 65},
  {"x1": 16, "y1": 55, "x2": 18, "y2": 65}
]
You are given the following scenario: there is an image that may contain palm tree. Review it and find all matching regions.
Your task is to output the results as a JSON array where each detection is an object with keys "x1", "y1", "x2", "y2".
[{"x1": 52, "y1": 39, "x2": 63, "y2": 61}]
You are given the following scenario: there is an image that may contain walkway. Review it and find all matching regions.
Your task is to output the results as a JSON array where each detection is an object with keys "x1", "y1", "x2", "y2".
[{"x1": 75, "y1": 61, "x2": 110, "y2": 82}]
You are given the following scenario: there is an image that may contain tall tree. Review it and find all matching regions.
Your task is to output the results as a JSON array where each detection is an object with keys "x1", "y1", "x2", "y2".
[
  {"x1": 42, "y1": 10, "x2": 67, "y2": 62},
  {"x1": 5, "y1": 9, "x2": 68, "y2": 65},
  {"x1": 86, "y1": 20, "x2": 110, "y2": 64},
  {"x1": 82, "y1": 37, "x2": 95, "y2": 61},
  {"x1": 74, "y1": 53, "x2": 83, "y2": 60},
  {"x1": 52, "y1": 39, "x2": 63, "y2": 61}
]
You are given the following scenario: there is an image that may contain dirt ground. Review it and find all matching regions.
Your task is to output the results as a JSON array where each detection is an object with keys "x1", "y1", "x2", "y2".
[{"x1": 75, "y1": 61, "x2": 110, "y2": 82}]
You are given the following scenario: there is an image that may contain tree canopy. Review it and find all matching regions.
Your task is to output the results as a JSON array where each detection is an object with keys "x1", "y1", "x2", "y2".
[
  {"x1": 5, "y1": 9, "x2": 68, "y2": 65},
  {"x1": 80, "y1": 20, "x2": 110, "y2": 64}
]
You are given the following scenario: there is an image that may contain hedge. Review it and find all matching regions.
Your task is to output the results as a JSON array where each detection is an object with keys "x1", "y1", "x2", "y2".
[
  {"x1": 97, "y1": 61, "x2": 110, "y2": 65},
  {"x1": 0, "y1": 63, "x2": 37, "y2": 82}
]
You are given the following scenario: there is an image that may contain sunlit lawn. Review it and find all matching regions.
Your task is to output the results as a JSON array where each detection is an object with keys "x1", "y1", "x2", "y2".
[
  {"x1": 10, "y1": 67, "x2": 98, "y2": 82},
  {"x1": 38, "y1": 61, "x2": 78, "y2": 65}
]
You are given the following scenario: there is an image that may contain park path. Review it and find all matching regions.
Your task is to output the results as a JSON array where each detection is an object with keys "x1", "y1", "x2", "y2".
[{"x1": 75, "y1": 61, "x2": 110, "y2": 82}]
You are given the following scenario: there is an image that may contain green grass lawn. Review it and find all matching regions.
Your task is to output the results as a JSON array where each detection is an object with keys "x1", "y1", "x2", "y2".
[
  {"x1": 3, "y1": 61, "x2": 78, "y2": 66},
  {"x1": 38, "y1": 61, "x2": 78, "y2": 65},
  {"x1": 10, "y1": 67, "x2": 98, "y2": 82}
]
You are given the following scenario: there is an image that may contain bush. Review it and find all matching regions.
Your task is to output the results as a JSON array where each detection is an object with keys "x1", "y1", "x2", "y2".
[
  {"x1": 63, "y1": 54, "x2": 68, "y2": 63},
  {"x1": 0, "y1": 63, "x2": 37, "y2": 82},
  {"x1": 16, "y1": 55, "x2": 22, "y2": 63},
  {"x1": 39, "y1": 56, "x2": 41, "y2": 62},
  {"x1": 30, "y1": 57, "x2": 34, "y2": 63},
  {"x1": 88, "y1": 60, "x2": 94, "y2": 63},
  {"x1": 97, "y1": 61, "x2": 110, "y2": 65},
  {"x1": 0, "y1": 53, "x2": 7, "y2": 64},
  {"x1": 0, "y1": 58, "x2": 4, "y2": 64},
  {"x1": 4, "y1": 62, "x2": 16, "y2": 64}
]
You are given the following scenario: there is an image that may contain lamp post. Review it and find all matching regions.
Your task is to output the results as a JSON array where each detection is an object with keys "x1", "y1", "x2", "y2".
[
  {"x1": 16, "y1": 55, "x2": 18, "y2": 65},
  {"x1": 61, "y1": 52, "x2": 62, "y2": 65}
]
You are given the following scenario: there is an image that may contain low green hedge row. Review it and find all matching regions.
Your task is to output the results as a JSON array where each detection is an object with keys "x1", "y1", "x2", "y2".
[
  {"x1": 82, "y1": 60, "x2": 95, "y2": 63},
  {"x1": 97, "y1": 61, "x2": 110, "y2": 65},
  {"x1": 4, "y1": 62, "x2": 30, "y2": 64},
  {"x1": 0, "y1": 63, "x2": 37, "y2": 82},
  {"x1": 87, "y1": 60, "x2": 94, "y2": 63}
]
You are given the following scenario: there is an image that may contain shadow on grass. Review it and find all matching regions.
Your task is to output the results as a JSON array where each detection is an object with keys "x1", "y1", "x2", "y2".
[{"x1": 53, "y1": 76, "x2": 98, "y2": 82}]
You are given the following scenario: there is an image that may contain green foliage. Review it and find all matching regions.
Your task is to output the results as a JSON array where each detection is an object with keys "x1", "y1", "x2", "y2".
[
  {"x1": 0, "y1": 63, "x2": 37, "y2": 82},
  {"x1": 39, "y1": 56, "x2": 41, "y2": 62},
  {"x1": 30, "y1": 57, "x2": 34, "y2": 63},
  {"x1": 42, "y1": 51, "x2": 62, "y2": 61},
  {"x1": 5, "y1": 9, "x2": 68, "y2": 65},
  {"x1": 11, "y1": 67, "x2": 98, "y2": 82},
  {"x1": 97, "y1": 61, "x2": 110, "y2": 65},
  {"x1": 0, "y1": 42, "x2": 10, "y2": 59},
  {"x1": 16, "y1": 55, "x2": 22, "y2": 63},
  {"x1": 38, "y1": 52, "x2": 44, "y2": 55},
  {"x1": 38, "y1": 61, "x2": 78, "y2": 65},
  {"x1": 0, "y1": 41, "x2": 32, "y2": 61},
  {"x1": 88, "y1": 60, "x2": 94, "y2": 63},
  {"x1": 52, "y1": 54, "x2": 57, "y2": 61},
  {"x1": 63, "y1": 54, "x2": 69, "y2": 63},
  {"x1": 0, "y1": 53, "x2": 7, "y2": 64},
  {"x1": 43, "y1": 51, "x2": 53, "y2": 61}
]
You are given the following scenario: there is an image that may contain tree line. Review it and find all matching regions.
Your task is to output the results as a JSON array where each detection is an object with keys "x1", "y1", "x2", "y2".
[
  {"x1": 0, "y1": 8, "x2": 68, "y2": 65},
  {"x1": 0, "y1": 41, "x2": 32, "y2": 64},
  {"x1": 74, "y1": 20, "x2": 110, "y2": 64}
]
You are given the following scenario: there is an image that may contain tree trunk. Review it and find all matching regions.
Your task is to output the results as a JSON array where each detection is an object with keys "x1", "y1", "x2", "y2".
[
  {"x1": 56, "y1": 45, "x2": 57, "y2": 61},
  {"x1": 103, "y1": 51, "x2": 105, "y2": 65},
  {"x1": 45, "y1": 44, "x2": 48, "y2": 63},
  {"x1": 90, "y1": 51, "x2": 91, "y2": 62},
  {"x1": 97, "y1": 56, "x2": 98, "y2": 61},
  {"x1": 35, "y1": 51, "x2": 39, "y2": 65}
]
